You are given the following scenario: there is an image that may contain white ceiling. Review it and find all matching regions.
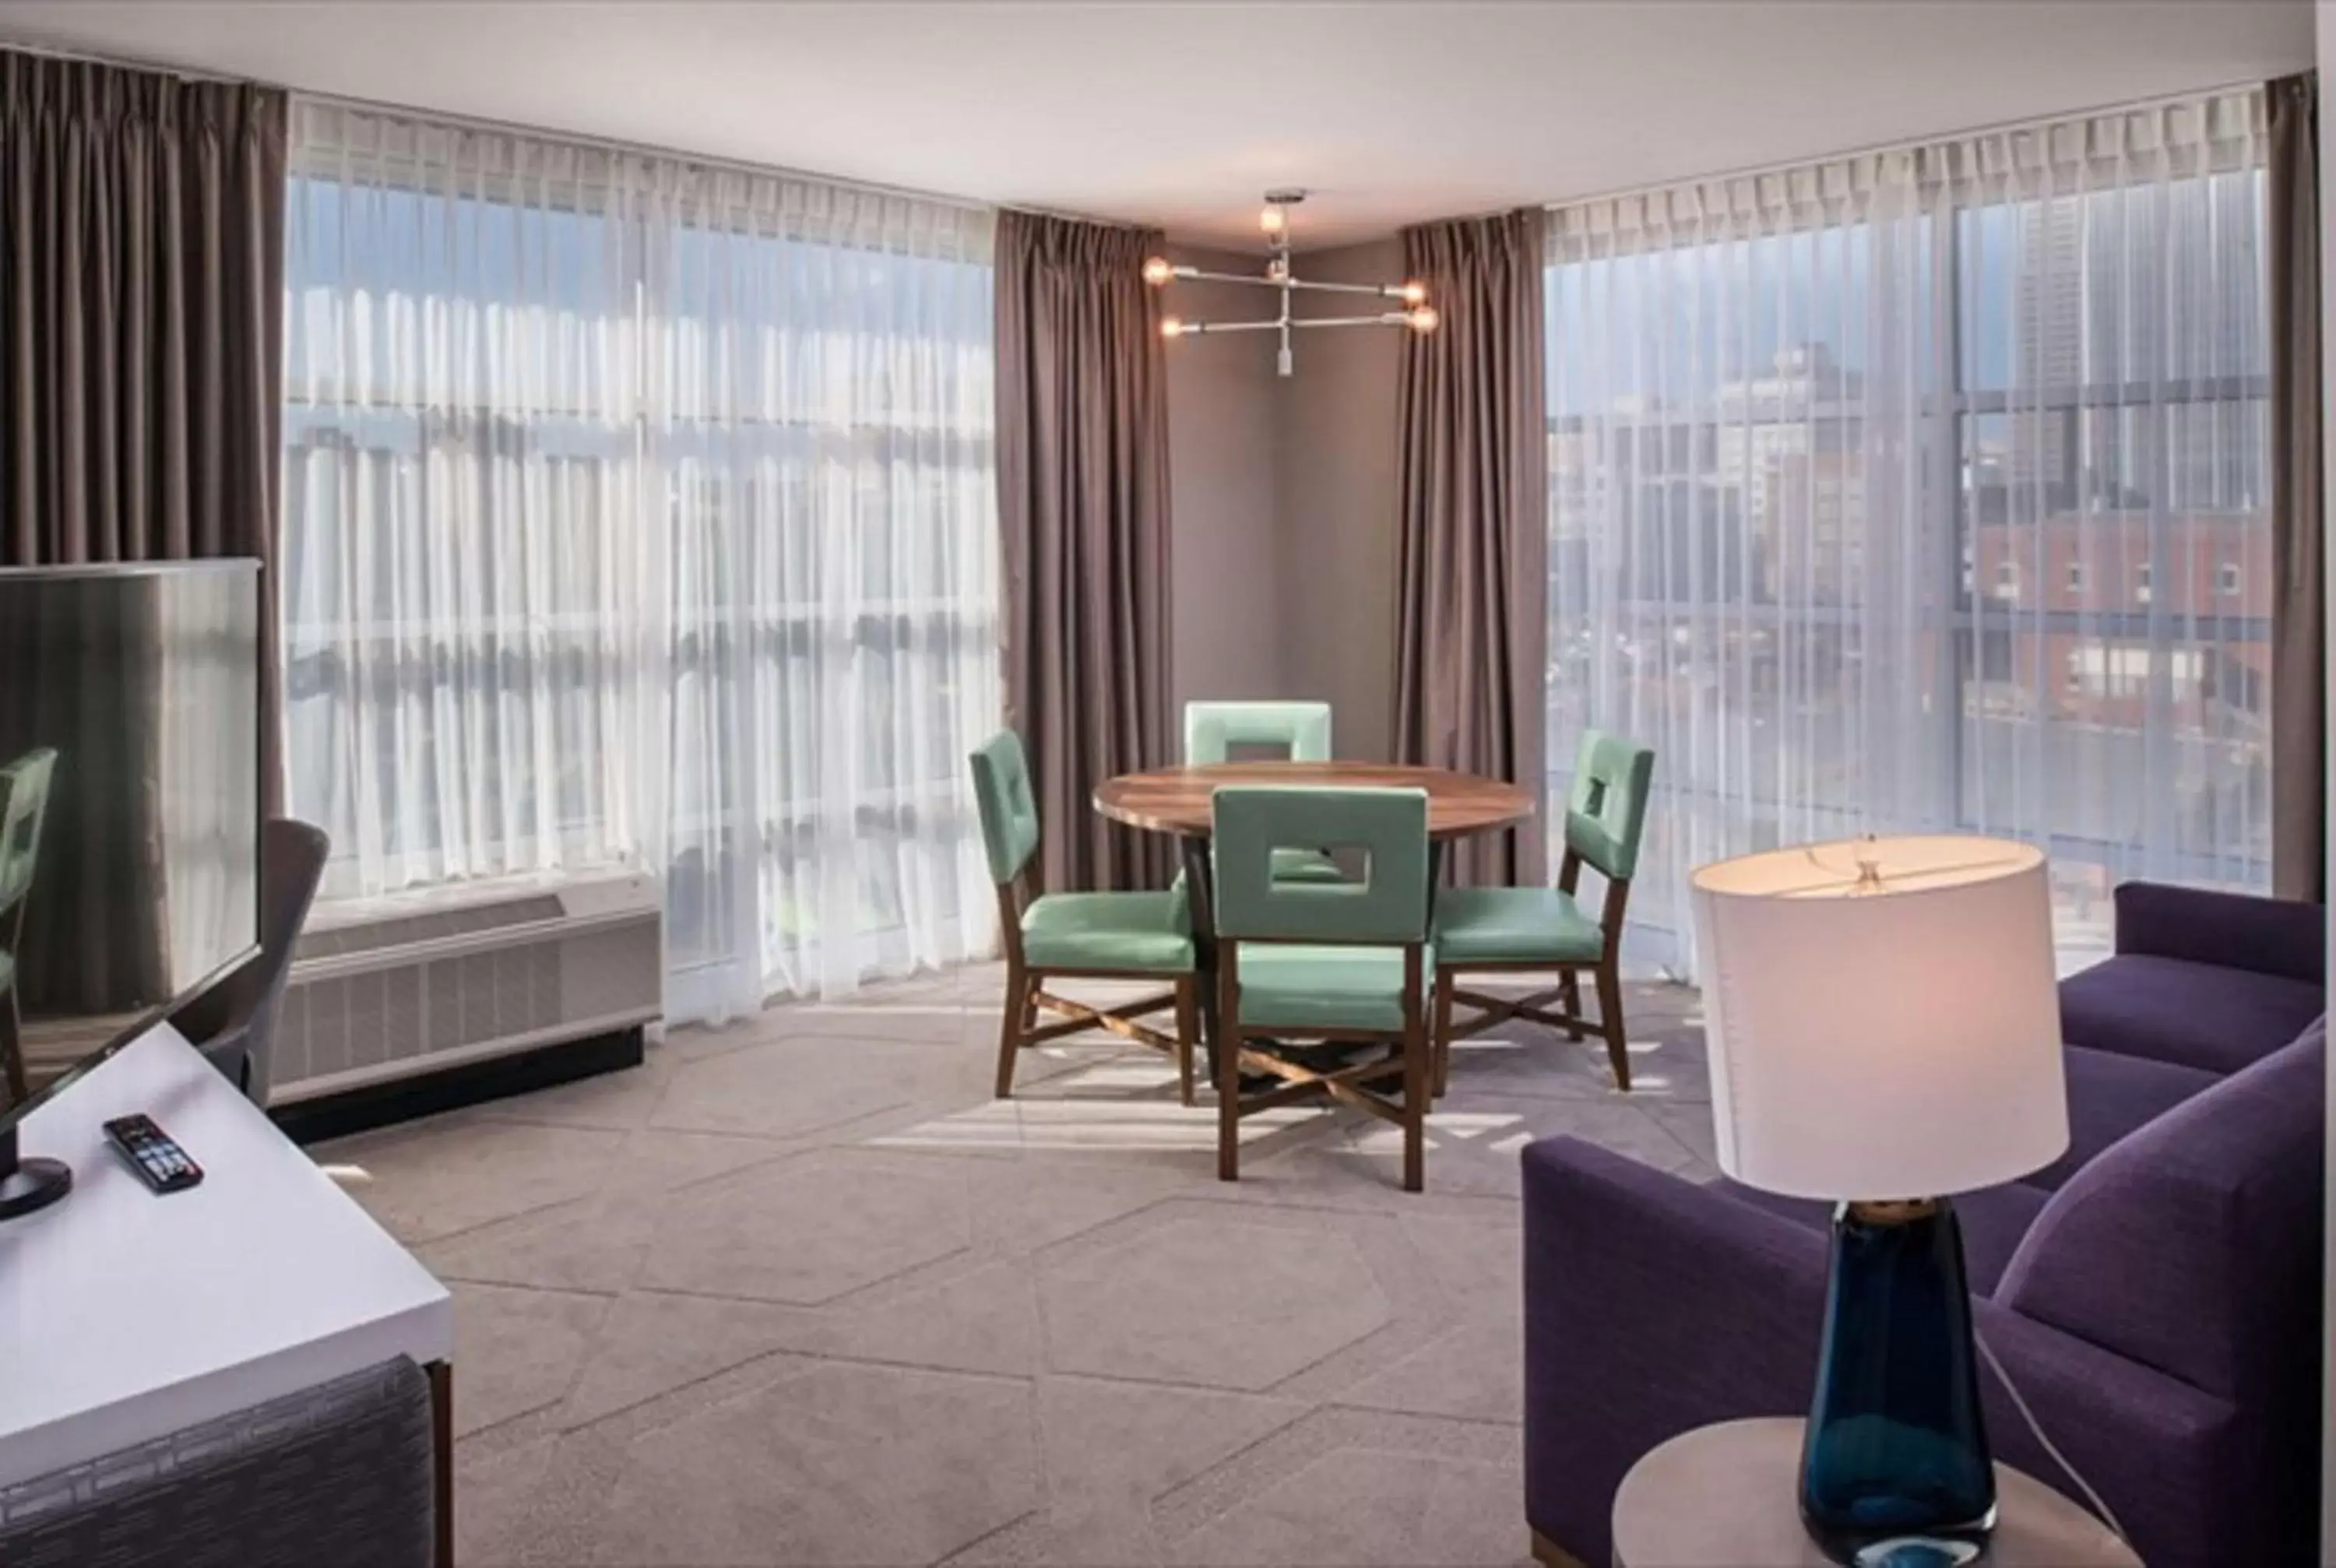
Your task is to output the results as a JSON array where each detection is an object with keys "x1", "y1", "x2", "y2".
[{"x1": 0, "y1": 2, "x2": 2313, "y2": 248}]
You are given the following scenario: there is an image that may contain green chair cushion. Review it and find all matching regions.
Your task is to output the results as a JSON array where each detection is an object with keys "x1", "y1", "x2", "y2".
[
  {"x1": 969, "y1": 731, "x2": 1041, "y2": 886},
  {"x1": 1432, "y1": 887, "x2": 1606, "y2": 965},
  {"x1": 1184, "y1": 701, "x2": 1332, "y2": 765},
  {"x1": 1562, "y1": 730, "x2": 1656, "y2": 882},
  {"x1": 1213, "y1": 787, "x2": 1427, "y2": 944},
  {"x1": 1022, "y1": 891, "x2": 1194, "y2": 974},
  {"x1": 1235, "y1": 944, "x2": 1433, "y2": 1034},
  {"x1": 1269, "y1": 847, "x2": 1346, "y2": 884}
]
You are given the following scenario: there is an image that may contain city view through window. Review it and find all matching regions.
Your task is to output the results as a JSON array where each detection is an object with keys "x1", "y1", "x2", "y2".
[{"x1": 1548, "y1": 139, "x2": 2270, "y2": 975}]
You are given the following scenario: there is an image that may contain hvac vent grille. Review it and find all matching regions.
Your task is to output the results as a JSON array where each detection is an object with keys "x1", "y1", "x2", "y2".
[
  {"x1": 294, "y1": 895, "x2": 569, "y2": 962},
  {"x1": 273, "y1": 904, "x2": 661, "y2": 1097}
]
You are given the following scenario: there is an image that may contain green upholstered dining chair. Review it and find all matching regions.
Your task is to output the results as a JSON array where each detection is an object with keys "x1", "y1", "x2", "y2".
[
  {"x1": 971, "y1": 730, "x2": 1199, "y2": 1105},
  {"x1": 1182, "y1": 700, "x2": 1342, "y2": 884},
  {"x1": 0, "y1": 748, "x2": 58, "y2": 1108},
  {"x1": 1430, "y1": 730, "x2": 1655, "y2": 1094},
  {"x1": 1212, "y1": 785, "x2": 1435, "y2": 1191}
]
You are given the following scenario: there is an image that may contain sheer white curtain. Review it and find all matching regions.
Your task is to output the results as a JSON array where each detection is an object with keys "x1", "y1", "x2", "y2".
[
  {"x1": 283, "y1": 104, "x2": 665, "y2": 900},
  {"x1": 283, "y1": 102, "x2": 1000, "y2": 1021},
  {"x1": 1546, "y1": 90, "x2": 2271, "y2": 976},
  {"x1": 643, "y1": 167, "x2": 999, "y2": 1021}
]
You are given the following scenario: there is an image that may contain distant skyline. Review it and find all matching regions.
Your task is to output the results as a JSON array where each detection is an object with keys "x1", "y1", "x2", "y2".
[{"x1": 1546, "y1": 168, "x2": 2266, "y2": 419}]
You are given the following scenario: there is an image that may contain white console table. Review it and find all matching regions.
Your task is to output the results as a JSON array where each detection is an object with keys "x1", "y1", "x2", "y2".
[{"x1": 0, "y1": 1021, "x2": 455, "y2": 1563}]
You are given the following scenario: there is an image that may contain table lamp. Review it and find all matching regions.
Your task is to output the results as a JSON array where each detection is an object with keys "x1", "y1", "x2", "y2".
[{"x1": 1690, "y1": 835, "x2": 2067, "y2": 1567}]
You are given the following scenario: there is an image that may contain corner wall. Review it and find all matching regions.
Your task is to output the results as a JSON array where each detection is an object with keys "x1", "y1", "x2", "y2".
[
  {"x1": 1161, "y1": 237, "x2": 1413, "y2": 761},
  {"x1": 1272, "y1": 238, "x2": 1408, "y2": 761},
  {"x1": 1164, "y1": 244, "x2": 1287, "y2": 715}
]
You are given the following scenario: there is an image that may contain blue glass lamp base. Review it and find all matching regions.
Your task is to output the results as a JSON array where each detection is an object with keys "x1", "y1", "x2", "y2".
[{"x1": 1799, "y1": 1197, "x2": 1996, "y2": 1566}]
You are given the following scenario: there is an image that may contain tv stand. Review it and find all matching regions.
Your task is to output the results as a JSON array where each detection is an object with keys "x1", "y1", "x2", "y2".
[{"x1": 0, "y1": 1122, "x2": 69, "y2": 1219}]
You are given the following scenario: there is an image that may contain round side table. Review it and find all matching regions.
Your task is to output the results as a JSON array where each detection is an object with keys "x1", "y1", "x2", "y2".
[{"x1": 1611, "y1": 1419, "x2": 2140, "y2": 1567}]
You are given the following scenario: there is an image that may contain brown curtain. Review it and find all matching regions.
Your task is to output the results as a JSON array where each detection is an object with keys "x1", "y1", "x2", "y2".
[
  {"x1": 2270, "y1": 73, "x2": 2324, "y2": 903},
  {"x1": 994, "y1": 209, "x2": 1175, "y2": 892},
  {"x1": 1391, "y1": 209, "x2": 1549, "y2": 885},
  {"x1": 0, "y1": 51, "x2": 287, "y2": 1011}
]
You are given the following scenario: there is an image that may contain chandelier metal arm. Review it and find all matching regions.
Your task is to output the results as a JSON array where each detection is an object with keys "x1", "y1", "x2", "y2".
[
  {"x1": 1145, "y1": 191, "x2": 1436, "y2": 377},
  {"x1": 1164, "y1": 318, "x2": 1282, "y2": 336}
]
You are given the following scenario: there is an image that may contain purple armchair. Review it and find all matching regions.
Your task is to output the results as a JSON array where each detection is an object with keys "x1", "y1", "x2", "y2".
[{"x1": 1522, "y1": 883, "x2": 2325, "y2": 1568}]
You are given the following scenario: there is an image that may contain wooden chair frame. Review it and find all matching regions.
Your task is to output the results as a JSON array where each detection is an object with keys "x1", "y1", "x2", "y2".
[
  {"x1": 990, "y1": 874, "x2": 1199, "y2": 1106},
  {"x1": 1217, "y1": 937, "x2": 1431, "y2": 1192},
  {"x1": 1433, "y1": 850, "x2": 1634, "y2": 1095}
]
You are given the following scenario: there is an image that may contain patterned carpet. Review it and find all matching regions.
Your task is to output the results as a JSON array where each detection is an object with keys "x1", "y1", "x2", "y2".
[{"x1": 320, "y1": 963, "x2": 1716, "y2": 1568}]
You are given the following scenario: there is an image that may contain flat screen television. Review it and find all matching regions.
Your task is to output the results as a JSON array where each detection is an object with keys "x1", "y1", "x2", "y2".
[{"x1": 0, "y1": 561, "x2": 263, "y2": 1217}]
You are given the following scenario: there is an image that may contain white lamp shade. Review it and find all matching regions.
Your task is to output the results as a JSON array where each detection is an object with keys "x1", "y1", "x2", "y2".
[{"x1": 1691, "y1": 835, "x2": 2069, "y2": 1201}]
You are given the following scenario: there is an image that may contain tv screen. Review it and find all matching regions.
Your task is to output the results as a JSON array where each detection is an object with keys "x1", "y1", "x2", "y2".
[{"x1": 0, "y1": 562, "x2": 262, "y2": 1092}]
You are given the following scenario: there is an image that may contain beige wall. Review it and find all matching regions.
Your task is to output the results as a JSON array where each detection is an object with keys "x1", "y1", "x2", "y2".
[
  {"x1": 1164, "y1": 245, "x2": 1286, "y2": 718},
  {"x1": 1274, "y1": 238, "x2": 1407, "y2": 761},
  {"x1": 1161, "y1": 238, "x2": 1410, "y2": 761}
]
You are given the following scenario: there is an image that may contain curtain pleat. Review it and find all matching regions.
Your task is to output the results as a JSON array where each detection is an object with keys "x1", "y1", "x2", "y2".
[
  {"x1": 1392, "y1": 209, "x2": 1549, "y2": 886},
  {"x1": 1548, "y1": 89, "x2": 2274, "y2": 977},
  {"x1": 0, "y1": 49, "x2": 286, "y2": 1013},
  {"x1": 992, "y1": 210, "x2": 1174, "y2": 893},
  {"x1": 2268, "y1": 73, "x2": 2323, "y2": 902},
  {"x1": 283, "y1": 101, "x2": 999, "y2": 1020}
]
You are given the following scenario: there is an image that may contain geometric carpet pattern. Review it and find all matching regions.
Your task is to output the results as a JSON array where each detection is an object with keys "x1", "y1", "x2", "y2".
[{"x1": 319, "y1": 962, "x2": 1717, "y2": 1567}]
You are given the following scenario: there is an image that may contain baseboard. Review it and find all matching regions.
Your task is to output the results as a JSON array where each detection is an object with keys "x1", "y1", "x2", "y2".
[{"x1": 269, "y1": 1025, "x2": 647, "y2": 1145}]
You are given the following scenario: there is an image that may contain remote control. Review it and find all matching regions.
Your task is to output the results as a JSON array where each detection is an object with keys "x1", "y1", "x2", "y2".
[{"x1": 102, "y1": 1114, "x2": 204, "y2": 1194}]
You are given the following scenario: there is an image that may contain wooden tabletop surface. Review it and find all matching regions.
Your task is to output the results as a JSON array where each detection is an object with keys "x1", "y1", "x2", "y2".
[{"x1": 1092, "y1": 761, "x2": 1535, "y2": 840}]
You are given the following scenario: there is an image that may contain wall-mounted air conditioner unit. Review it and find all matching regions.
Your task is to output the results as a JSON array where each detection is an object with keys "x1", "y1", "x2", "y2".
[{"x1": 269, "y1": 866, "x2": 663, "y2": 1106}]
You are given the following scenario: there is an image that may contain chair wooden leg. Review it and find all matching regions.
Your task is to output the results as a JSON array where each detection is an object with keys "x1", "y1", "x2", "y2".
[
  {"x1": 1557, "y1": 970, "x2": 1585, "y2": 1040},
  {"x1": 1215, "y1": 962, "x2": 1240, "y2": 1183},
  {"x1": 1594, "y1": 959, "x2": 1631, "y2": 1092},
  {"x1": 1173, "y1": 976, "x2": 1198, "y2": 1108},
  {"x1": 994, "y1": 963, "x2": 1035, "y2": 1099},
  {"x1": 1431, "y1": 969, "x2": 1455, "y2": 1099},
  {"x1": 1402, "y1": 1011, "x2": 1427, "y2": 1194}
]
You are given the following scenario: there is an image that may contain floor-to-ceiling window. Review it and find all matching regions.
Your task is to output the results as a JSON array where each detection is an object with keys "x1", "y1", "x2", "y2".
[
  {"x1": 281, "y1": 102, "x2": 1000, "y2": 1019},
  {"x1": 1546, "y1": 89, "x2": 2270, "y2": 975}
]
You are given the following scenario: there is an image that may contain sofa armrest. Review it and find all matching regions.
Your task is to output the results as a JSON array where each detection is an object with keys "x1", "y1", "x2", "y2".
[
  {"x1": 1968, "y1": 1302, "x2": 2265, "y2": 1568},
  {"x1": 2113, "y1": 881, "x2": 2324, "y2": 983},
  {"x1": 1520, "y1": 1137, "x2": 1828, "y2": 1566}
]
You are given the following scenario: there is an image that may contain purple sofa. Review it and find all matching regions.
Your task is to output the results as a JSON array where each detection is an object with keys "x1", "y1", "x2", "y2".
[{"x1": 1522, "y1": 882, "x2": 2326, "y2": 1568}]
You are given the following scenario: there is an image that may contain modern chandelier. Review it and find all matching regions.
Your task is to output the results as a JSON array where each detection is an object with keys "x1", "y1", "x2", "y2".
[{"x1": 1142, "y1": 190, "x2": 1437, "y2": 377}]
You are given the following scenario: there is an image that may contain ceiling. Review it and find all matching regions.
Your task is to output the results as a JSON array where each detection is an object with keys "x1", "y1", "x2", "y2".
[{"x1": 0, "y1": 2, "x2": 2313, "y2": 248}]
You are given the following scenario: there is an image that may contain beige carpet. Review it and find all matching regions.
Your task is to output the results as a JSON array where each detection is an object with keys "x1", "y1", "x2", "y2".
[{"x1": 319, "y1": 962, "x2": 1717, "y2": 1568}]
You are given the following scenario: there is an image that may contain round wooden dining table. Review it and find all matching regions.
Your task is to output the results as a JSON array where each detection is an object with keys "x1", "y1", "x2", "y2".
[
  {"x1": 1093, "y1": 761, "x2": 1535, "y2": 1063},
  {"x1": 1093, "y1": 760, "x2": 1535, "y2": 846}
]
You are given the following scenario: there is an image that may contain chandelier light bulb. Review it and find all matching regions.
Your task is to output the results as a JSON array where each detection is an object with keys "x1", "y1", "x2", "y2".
[{"x1": 1156, "y1": 192, "x2": 1421, "y2": 372}]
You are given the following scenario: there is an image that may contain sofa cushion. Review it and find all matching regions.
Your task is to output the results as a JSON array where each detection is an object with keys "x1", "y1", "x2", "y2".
[
  {"x1": 2022, "y1": 1046, "x2": 2222, "y2": 1194},
  {"x1": 1997, "y1": 1020, "x2": 2325, "y2": 1402},
  {"x1": 1712, "y1": 1180, "x2": 2050, "y2": 1298},
  {"x1": 2058, "y1": 954, "x2": 2322, "y2": 1076}
]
